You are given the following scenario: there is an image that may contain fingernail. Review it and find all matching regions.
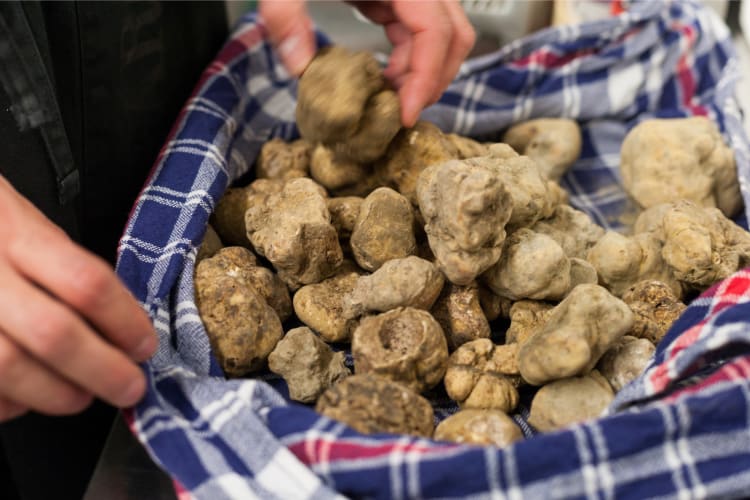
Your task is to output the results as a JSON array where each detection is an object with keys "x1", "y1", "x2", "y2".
[
  {"x1": 121, "y1": 376, "x2": 147, "y2": 407},
  {"x1": 401, "y1": 102, "x2": 418, "y2": 128},
  {"x1": 133, "y1": 333, "x2": 158, "y2": 361},
  {"x1": 278, "y1": 34, "x2": 312, "y2": 76}
]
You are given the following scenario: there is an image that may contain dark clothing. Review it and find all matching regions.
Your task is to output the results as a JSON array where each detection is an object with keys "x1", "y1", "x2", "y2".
[
  {"x1": 1, "y1": 1, "x2": 228, "y2": 263},
  {"x1": 0, "y1": 2, "x2": 227, "y2": 499}
]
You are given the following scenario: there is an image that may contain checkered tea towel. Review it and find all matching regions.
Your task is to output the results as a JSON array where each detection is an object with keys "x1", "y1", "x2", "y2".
[{"x1": 116, "y1": 1, "x2": 750, "y2": 498}]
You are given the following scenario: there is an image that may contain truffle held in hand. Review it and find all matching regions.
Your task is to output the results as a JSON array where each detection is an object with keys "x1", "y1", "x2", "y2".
[{"x1": 296, "y1": 46, "x2": 401, "y2": 164}]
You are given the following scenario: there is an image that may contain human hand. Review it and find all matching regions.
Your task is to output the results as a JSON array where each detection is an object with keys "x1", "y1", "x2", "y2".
[
  {"x1": 259, "y1": 0, "x2": 475, "y2": 127},
  {"x1": 0, "y1": 176, "x2": 158, "y2": 422}
]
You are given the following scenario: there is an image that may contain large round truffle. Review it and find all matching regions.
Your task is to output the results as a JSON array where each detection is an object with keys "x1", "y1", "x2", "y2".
[
  {"x1": 315, "y1": 374, "x2": 434, "y2": 437},
  {"x1": 527, "y1": 371, "x2": 614, "y2": 432},
  {"x1": 352, "y1": 307, "x2": 448, "y2": 393},
  {"x1": 194, "y1": 274, "x2": 282, "y2": 377}
]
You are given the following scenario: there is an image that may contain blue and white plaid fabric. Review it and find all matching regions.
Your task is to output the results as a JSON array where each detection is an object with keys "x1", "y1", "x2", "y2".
[{"x1": 116, "y1": 2, "x2": 750, "y2": 498}]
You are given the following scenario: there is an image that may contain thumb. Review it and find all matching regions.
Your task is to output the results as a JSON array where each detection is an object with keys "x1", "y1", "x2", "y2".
[{"x1": 259, "y1": 0, "x2": 316, "y2": 76}]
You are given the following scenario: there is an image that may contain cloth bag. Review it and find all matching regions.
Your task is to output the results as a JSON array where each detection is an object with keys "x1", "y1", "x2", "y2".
[{"x1": 117, "y1": 1, "x2": 750, "y2": 498}]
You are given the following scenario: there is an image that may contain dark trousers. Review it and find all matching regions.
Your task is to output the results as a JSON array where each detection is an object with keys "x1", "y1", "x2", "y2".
[{"x1": 0, "y1": 402, "x2": 116, "y2": 500}]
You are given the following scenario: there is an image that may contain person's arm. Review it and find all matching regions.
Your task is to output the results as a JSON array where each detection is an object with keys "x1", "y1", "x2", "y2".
[
  {"x1": 0, "y1": 176, "x2": 157, "y2": 422},
  {"x1": 259, "y1": 0, "x2": 475, "y2": 128}
]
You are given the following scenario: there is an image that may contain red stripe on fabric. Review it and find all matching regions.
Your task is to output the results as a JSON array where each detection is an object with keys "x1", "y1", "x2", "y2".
[
  {"x1": 508, "y1": 24, "x2": 644, "y2": 71},
  {"x1": 711, "y1": 298, "x2": 743, "y2": 316},
  {"x1": 648, "y1": 323, "x2": 701, "y2": 392},
  {"x1": 700, "y1": 273, "x2": 750, "y2": 319},
  {"x1": 122, "y1": 407, "x2": 135, "y2": 428},
  {"x1": 611, "y1": 1, "x2": 625, "y2": 16},
  {"x1": 647, "y1": 271, "x2": 750, "y2": 393},
  {"x1": 289, "y1": 437, "x2": 458, "y2": 465},
  {"x1": 511, "y1": 48, "x2": 597, "y2": 70},
  {"x1": 174, "y1": 479, "x2": 192, "y2": 500},
  {"x1": 672, "y1": 22, "x2": 707, "y2": 116},
  {"x1": 119, "y1": 22, "x2": 267, "y2": 238},
  {"x1": 663, "y1": 354, "x2": 750, "y2": 403},
  {"x1": 721, "y1": 274, "x2": 750, "y2": 299}
]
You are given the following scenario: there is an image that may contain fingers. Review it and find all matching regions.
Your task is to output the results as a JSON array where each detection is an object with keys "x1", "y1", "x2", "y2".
[
  {"x1": 0, "y1": 168, "x2": 152, "y2": 421},
  {"x1": 259, "y1": 0, "x2": 316, "y2": 76},
  {"x1": 383, "y1": 1, "x2": 452, "y2": 126},
  {"x1": 348, "y1": 1, "x2": 397, "y2": 25},
  {"x1": 381, "y1": 22, "x2": 412, "y2": 85},
  {"x1": 436, "y1": 0, "x2": 476, "y2": 98},
  {"x1": 6, "y1": 225, "x2": 157, "y2": 362},
  {"x1": 0, "y1": 397, "x2": 27, "y2": 423},
  {"x1": 262, "y1": 0, "x2": 474, "y2": 126},
  {"x1": 0, "y1": 331, "x2": 93, "y2": 417},
  {"x1": 351, "y1": 2, "x2": 412, "y2": 90},
  {"x1": 0, "y1": 267, "x2": 147, "y2": 408},
  {"x1": 371, "y1": 1, "x2": 475, "y2": 127},
  {"x1": 1, "y1": 178, "x2": 157, "y2": 363}
]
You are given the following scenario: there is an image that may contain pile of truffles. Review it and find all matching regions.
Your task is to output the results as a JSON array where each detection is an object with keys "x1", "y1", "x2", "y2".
[{"x1": 194, "y1": 46, "x2": 747, "y2": 447}]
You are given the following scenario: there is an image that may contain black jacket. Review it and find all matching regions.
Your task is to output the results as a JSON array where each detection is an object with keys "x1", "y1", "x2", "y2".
[{"x1": 0, "y1": 1, "x2": 227, "y2": 262}]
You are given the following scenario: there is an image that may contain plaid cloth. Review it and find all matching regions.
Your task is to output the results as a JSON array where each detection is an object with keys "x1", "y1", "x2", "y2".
[{"x1": 116, "y1": 1, "x2": 750, "y2": 498}]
